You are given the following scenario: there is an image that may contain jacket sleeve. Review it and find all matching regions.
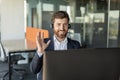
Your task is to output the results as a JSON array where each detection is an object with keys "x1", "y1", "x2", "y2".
[
  {"x1": 30, "y1": 52, "x2": 43, "y2": 74},
  {"x1": 30, "y1": 38, "x2": 50, "y2": 74}
]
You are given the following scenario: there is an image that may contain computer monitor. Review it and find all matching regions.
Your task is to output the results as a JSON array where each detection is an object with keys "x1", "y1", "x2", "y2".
[{"x1": 43, "y1": 48, "x2": 120, "y2": 80}]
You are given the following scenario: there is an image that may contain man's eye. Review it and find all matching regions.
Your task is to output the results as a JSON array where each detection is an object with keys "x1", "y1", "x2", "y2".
[
  {"x1": 57, "y1": 24, "x2": 61, "y2": 26},
  {"x1": 64, "y1": 24, "x2": 68, "y2": 27}
]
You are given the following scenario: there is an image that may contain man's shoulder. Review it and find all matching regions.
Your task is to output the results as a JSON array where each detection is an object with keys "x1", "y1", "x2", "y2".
[
  {"x1": 68, "y1": 37, "x2": 79, "y2": 43},
  {"x1": 67, "y1": 38, "x2": 81, "y2": 48}
]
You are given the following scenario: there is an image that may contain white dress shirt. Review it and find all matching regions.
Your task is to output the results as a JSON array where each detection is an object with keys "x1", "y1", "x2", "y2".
[{"x1": 54, "y1": 35, "x2": 67, "y2": 50}]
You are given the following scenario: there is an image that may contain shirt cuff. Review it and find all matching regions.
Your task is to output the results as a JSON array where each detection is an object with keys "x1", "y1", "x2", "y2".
[{"x1": 37, "y1": 51, "x2": 43, "y2": 57}]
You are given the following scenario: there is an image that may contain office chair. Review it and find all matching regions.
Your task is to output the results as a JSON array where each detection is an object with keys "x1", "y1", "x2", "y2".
[{"x1": 0, "y1": 42, "x2": 26, "y2": 80}]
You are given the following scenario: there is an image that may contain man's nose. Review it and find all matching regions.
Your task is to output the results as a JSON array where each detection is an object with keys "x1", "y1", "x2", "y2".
[{"x1": 59, "y1": 25, "x2": 64, "y2": 30}]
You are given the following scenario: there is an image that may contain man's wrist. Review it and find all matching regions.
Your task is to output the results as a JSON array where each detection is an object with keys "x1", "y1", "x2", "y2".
[
  {"x1": 37, "y1": 50, "x2": 45, "y2": 54},
  {"x1": 37, "y1": 50, "x2": 45, "y2": 57}
]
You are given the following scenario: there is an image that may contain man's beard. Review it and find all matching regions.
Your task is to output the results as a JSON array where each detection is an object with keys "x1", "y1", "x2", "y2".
[{"x1": 54, "y1": 30, "x2": 68, "y2": 39}]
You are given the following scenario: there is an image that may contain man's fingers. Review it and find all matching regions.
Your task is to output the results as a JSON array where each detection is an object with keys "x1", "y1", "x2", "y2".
[
  {"x1": 36, "y1": 31, "x2": 44, "y2": 41},
  {"x1": 36, "y1": 32, "x2": 39, "y2": 43},
  {"x1": 40, "y1": 32, "x2": 44, "y2": 43},
  {"x1": 36, "y1": 31, "x2": 50, "y2": 52},
  {"x1": 46, "y1": 40, "x2": 51, "y2": 46},
  {"x1": 38, "y1": 32, "x2": 41, "y2": 39},
  {"x1": 41, "y1": 32, "x2": 44, "y2": 39}
]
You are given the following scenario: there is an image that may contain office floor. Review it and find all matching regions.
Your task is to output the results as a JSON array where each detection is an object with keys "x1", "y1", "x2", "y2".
[{"x1": 0, "y1": 61, "x2": 37, "y2": 80}]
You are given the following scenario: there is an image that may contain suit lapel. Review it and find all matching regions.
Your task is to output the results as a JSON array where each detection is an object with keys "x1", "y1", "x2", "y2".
[
  {"x1": 67, "y1": 38, "x2": 73, "y2": 49},
  {"x1": 47, "y1": 37, "x2": 54, "y2": 51}
]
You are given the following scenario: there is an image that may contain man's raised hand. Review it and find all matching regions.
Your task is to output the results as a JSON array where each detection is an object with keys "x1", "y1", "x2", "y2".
[{"x1": 36, "y1": 32, "x2": 51, "y2": 54}]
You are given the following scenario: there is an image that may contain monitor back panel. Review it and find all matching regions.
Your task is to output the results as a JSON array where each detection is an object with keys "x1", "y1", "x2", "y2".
[{"x1": 43, "y1": 48, "x2": 120, "y2": 80}]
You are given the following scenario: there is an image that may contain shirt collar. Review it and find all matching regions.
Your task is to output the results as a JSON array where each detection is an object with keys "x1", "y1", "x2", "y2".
[{"x1": 53, "y1": 35, "x2": 68, "y2": 44}]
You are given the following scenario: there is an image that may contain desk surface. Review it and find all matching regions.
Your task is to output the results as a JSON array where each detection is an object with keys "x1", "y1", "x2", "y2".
[{"x1": 1, "y1": 39, "x2": 36, "y2": 53}]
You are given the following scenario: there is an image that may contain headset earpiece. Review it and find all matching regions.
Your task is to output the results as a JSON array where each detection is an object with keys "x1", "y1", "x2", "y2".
[
  {"x1": 50, "y1": 24, "x2": 53, "y2": 28},
  {"x1": 68, "y1": 24, "x2": 71, "y2": 29}
]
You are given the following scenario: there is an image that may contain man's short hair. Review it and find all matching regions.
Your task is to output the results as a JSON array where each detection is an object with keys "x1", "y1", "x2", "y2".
[{"x1": 51, "y1": 11, "x2": 70, "y2": 23}]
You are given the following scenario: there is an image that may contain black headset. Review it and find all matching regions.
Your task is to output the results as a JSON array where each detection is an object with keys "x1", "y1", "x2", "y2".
[{"x1": 50, "y1": 23, "x2": 71, "y2": 29}]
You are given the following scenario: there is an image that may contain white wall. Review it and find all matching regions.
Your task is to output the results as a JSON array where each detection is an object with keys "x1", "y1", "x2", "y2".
[{"x1": 1, "y1": 0, "x2": 25, "y2": 40}]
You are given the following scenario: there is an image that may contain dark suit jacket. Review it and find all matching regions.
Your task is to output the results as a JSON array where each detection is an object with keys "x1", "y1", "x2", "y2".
[{"x1": 30, "y1": 37, "x2": 81, "y2": 80}]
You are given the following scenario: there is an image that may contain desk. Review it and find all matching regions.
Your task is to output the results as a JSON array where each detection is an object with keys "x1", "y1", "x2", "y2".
[{"x1": 1, "y1": 39, "x2": 36, "y2": 80}]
